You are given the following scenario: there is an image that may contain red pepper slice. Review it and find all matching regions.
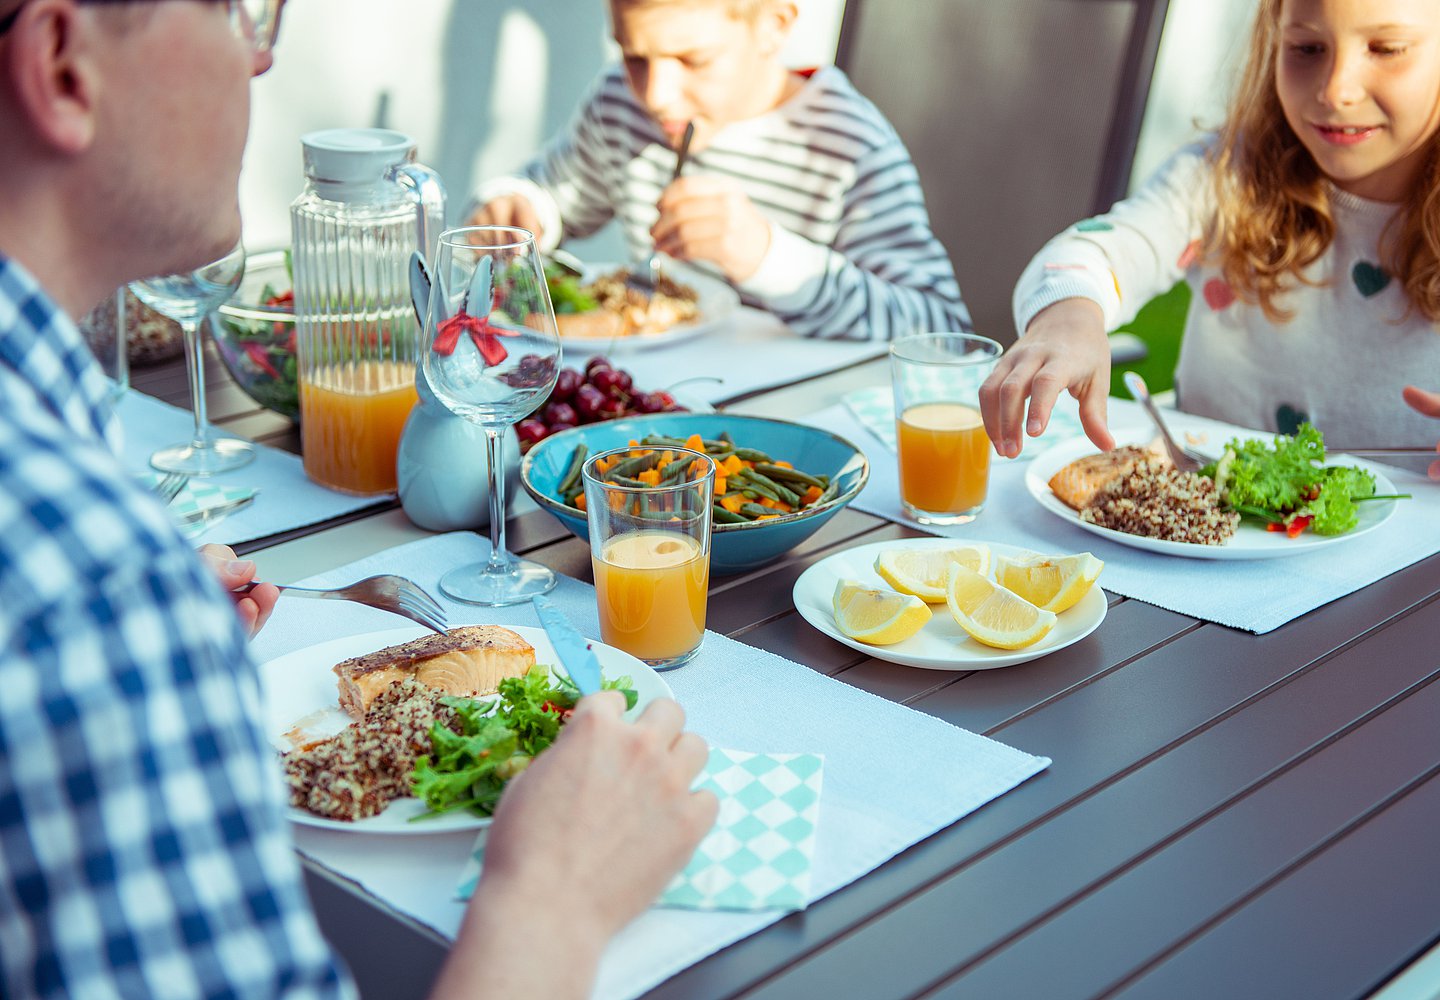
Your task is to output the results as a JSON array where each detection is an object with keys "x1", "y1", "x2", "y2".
[
  {"x1": 1286, "y1": 514, "x2": 1313, "y2": 538},
  {"x1": 244, "y1": 342, "x2": 281, "y2": 379},
  {"x1": 1266, "y1": 521, "x2": 1285, "y2": 532}
]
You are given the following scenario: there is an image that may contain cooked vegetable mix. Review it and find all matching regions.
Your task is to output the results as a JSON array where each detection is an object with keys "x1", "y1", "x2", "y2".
[{"x1": 557, "y1": 432, "x2": 839, "y2": 523}]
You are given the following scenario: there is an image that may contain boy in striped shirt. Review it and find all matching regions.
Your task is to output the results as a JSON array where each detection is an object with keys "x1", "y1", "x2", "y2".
[{"x1": 468, "y1": 0, "x2": 968, "y2": 341}]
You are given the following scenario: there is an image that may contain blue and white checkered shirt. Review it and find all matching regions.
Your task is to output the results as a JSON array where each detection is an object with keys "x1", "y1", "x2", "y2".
[{"x1": 0, "y1": 255, "x2": 353, "y2": 998}]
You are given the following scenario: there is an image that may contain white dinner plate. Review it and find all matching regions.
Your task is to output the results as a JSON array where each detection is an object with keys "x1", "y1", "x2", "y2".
[
  {"x1": 259, "y1": 625, "x2": 673, "y2": 834},
  {"x1": 792, "y1": 538, "x2": 1107, "y2": 671},
  {"x1": 557, "y1": 259, "x2": 739, "y2": 353},
  {"x1": 1024, "y1": 430, "x2": 1401, "y2": 560}
]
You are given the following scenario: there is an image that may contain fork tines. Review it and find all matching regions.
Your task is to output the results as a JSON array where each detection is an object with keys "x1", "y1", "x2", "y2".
[{"x1": 154, "y1": 472, "x2": 189, "y2": 503}]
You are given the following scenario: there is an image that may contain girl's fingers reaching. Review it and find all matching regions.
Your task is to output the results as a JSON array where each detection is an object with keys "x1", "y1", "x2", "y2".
[{"x1": 1401, "y1": 385, "x2": 1440, "y2": 419}]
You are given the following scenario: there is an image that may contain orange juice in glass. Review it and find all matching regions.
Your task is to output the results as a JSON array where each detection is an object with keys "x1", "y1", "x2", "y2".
[
  {"x1": 583, "y1": 446, "x2": 715, "y2": 669},
  {"x1": 890, "y1": 333, "x2": 1002, "y2": 524},
  {"x1": 300, "y1": 358, "x2": 418, "y2": 495}
]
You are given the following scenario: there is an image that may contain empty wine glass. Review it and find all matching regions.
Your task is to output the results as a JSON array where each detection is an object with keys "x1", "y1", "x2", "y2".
[
  {"x1": 421, "y1": 226, "x2": 560, "y2": 605},
  {"x1": 131, "y1": 243, "x2": 252, "y2": 475}
]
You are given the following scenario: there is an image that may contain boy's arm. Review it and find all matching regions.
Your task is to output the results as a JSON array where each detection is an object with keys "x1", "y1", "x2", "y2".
[
  {"x1": 1012, "y1": 142, "x2": 1211, "y2": 338},
  {"x1": 735, "y1": 142, "x2": 969, "y2": 341}
]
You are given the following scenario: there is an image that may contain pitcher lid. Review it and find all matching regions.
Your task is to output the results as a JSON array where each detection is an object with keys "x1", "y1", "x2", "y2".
[{"x1": 301, "y1": 128, "x2": 416, "y2": 186}]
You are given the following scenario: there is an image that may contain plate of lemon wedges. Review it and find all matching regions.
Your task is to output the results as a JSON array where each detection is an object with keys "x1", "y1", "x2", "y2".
[{"x1": 791, "y1": 538, "x2": 1108, "y2": 670}]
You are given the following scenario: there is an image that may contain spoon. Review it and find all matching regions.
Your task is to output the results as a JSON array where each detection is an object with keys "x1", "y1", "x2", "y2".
[{"x1": 1122, "y1": 371, "x2": 1208, "y2": 473}]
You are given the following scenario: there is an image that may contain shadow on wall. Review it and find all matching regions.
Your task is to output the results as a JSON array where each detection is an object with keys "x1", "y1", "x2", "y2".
[{"x1": 432, "y1": 0, "x2": 611, "y2": 225}]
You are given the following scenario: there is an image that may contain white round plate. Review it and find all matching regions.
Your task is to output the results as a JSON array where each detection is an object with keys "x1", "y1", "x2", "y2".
[
  {"x1": 1024, "y1": 431, "x2": 1401, "y2": 560},
  {"x1": 259, "y1": 625, "x2": 672, "y2": 834},
  {"x1": 558, "y1": 259, "x2": 739, "y2": 353},
  {"x1": 791, "y1": 538, "x2": 1107, "y2": 671}
]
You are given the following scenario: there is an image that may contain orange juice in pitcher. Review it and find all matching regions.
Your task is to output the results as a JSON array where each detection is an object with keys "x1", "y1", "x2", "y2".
[{"x1": 300, "y1": 359, "x2": 418, "y2": 495}]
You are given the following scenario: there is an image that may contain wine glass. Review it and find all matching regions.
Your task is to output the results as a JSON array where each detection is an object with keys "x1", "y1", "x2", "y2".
[
  {"x1": 421, "y1": 226, "x2": 560, "y2": 605},
  {"x1": 130, "y1": 243, "x2": 253, "y2": 475}
]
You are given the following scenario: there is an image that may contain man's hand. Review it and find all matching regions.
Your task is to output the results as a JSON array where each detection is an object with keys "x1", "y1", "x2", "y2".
[
  {"x1": 979, "y1": 297, "x2": 1115, "y2": 458},
  {"x1": 465, "y1": 194, "x2": 544, "y2": 244},
  {"x1": 652, "y1": 175, "x2": 771, "y2": 283},
  {"x1": 198, "y1": 544, "x2": 279, "y2": 637},
  {"x1": 433, "y1": 692, "x2": 717, "y2": 998}
]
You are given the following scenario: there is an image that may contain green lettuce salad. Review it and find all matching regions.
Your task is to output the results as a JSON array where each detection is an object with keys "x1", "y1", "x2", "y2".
[
  {"x1": 410, "y1": 665, "x2": 636, "y2": 820},
  {"x1": 1200, "y1": 423, "x2": 1404, "y2": 537}
]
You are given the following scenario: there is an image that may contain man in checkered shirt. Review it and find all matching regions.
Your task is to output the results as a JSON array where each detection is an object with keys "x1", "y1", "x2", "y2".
[{"x1": 0, "y1": 2, "x2": 717, "y2": 997}]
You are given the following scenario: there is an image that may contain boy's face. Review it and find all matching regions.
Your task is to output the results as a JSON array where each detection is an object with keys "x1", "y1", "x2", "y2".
[
  {"x1": 1276, "y1": 0, "x2": 1440, "y2": 201},
  {"x1": 613, "y1": 1, "x2": 790, "y2": 151}
]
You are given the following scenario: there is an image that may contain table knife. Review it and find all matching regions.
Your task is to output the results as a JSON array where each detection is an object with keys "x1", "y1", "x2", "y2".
[
  {"x1": 176, "y1": 493, "x2": 257, "y2": 527},
  {"x1": 532, "y1": 595, "x2": 602, "y2": 696}
]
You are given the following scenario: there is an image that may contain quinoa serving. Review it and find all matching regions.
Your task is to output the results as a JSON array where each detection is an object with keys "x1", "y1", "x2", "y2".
[
  {"x1": 1080, "y1": 457, "x2": 1239, "y2": 545},
  {"x1": 282, "y1": 678, "x2": 461, "y2": 822}
]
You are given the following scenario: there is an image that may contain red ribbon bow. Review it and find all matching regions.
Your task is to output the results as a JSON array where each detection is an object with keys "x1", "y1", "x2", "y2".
[{"x1": 432, "y1": 308, "x2": 516, "y2": 366}]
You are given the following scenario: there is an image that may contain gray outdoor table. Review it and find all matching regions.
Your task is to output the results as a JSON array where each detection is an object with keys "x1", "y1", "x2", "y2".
[{"x1": 133, "y1": 347, "x2": 1440, "y2": 1000}]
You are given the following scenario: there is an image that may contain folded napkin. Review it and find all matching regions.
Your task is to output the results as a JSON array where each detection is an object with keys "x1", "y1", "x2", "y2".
[
  {"x1": 844, "y1": 384, "x2": 1085, "y2": 457},
  {"x1": 252, "y1": 533, "x2": 1050, "y2": 1000},
  {"x1": 117, "y1": 391, "x2": 387, "y2": 545},
  {"x1": 456, "y1": 748, "x2": 824, "y2": 912},
  {"x1": 819, "y1": 399, "x2": 1440, "y2": 633}
]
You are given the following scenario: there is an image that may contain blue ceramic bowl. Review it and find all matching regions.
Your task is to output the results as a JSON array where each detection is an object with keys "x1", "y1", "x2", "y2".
[{"x1": 521, "y1": 413, "x2": 869, "y2": 574}]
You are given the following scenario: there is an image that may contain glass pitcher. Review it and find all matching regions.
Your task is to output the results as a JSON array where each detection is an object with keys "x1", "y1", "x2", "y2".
[{"x1": 290, "y1": 128, "x2": 445, "y2": 495}]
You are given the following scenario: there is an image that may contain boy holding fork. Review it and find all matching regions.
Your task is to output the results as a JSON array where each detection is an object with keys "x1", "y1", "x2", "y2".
[{"x1": 468, "y1": 0, "x2": 968, "y2": 341}]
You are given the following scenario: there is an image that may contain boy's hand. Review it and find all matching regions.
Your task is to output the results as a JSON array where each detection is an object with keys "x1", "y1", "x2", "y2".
[
  {"x1": 1401, "y1": 385, "x2": 1440, "y2": 480},
  {"x1": 978, "y1": 297, "x2": 1114, "y2": 459},
  {"x1": 652, "y1": 175, "x2": 770, "y2": 283},
  {"x1": 466, "y1": 194, "x2": 544, "y2": 244},
  {"x1": 198, "y1": 544, "x2": 279, "y2": 638}
]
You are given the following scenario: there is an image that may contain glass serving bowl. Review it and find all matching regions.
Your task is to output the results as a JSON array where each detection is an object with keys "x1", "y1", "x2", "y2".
[{"x1": 208, "y1": 248, "x2": 299, "y2": 419}]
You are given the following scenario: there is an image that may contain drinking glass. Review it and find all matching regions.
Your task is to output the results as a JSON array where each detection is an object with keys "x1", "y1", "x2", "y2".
[
  {"x1": 890, "y1": 332, "x2": 1003, "y2": 524},
  {"x1": 130, "y1": 243, "x2": 252, "y2": 475},
  {"x1": 582, "y1": 445, "x2": 714, "y2": 670},
  {"x1": 421, "y1": 226, "x2": 559, "y2": 605},
  {"x1": 78, "y1": 288, "x2": 130, "y2": 411}
]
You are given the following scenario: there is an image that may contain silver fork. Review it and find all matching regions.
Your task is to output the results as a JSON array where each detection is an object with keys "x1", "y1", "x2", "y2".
[
  {"x1": 239, "y1": 574, "x2": 450, "y2": 635},
  {"x1": 1123, "y1": 371, "x2": 1214, "y2": 472},
  {"x1": 153, "y1": 472, "x2": 189, "y2": 504}
]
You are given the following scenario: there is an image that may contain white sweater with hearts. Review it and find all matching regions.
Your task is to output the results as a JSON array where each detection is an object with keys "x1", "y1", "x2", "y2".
[{"x1": 1013, "y1": 142, "x2": 1440, "y2": 447}]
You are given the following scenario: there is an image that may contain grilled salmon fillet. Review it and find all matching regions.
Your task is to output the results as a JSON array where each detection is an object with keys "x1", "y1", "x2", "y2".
[
  {"x1": 333, "y1": 625, "x2": 536, "y2": 719},
  {"x1": 1048, "y1": 445, "x2": 1158, "y2": 510}
]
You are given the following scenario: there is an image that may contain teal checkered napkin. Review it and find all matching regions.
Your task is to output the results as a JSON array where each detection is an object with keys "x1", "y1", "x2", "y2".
[
  {"x1": 140, "y1": 474, "x2": 256, "y2": 538},
  {"x1": 844, "y1": 385, "x2": 1086, "y2": 459},
  {"x1": 456, "y1": 747, "x2": 824, "y2": 912}
]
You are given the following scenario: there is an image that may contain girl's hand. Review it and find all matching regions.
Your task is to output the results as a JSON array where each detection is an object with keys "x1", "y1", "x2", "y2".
[
  {"x1": 1401, "y1": 385, "x2": 1440, "y2": 480},
  {"x1": 652, "y1": 175, "x2": 771, "y2": 283},
  {"x1": 979, "y1": 297, "x2": 1115, "y2": 458},
  {"x1": 198, "y1": 544, "x2": 279, "y2": 637}
]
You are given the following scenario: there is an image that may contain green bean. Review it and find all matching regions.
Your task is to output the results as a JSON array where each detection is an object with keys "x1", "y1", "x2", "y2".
[
  {"x1": 817, "y1": 480, "x2": 839, "y2": 505},
  {"x1": 738, "y1": 469, "x2": 800, "y2": 507},
  {"x1": 556, "y1": 444, "x2": 588, "y2": 497},
  {"x1": 712, "y1": 504, "x2": 749, "y2": 524},
  {"x1": 755, "y1": 462, "x2": 826, "y2": 490},
  {"x1": 660, "y1": 456, "x2": 695, "y2": 480},
  {"x1": 609, "y1": 452, "x2": 661, "y2": 479},
  {"x1": 732, "y1": 447, "x2": 772, "y2": 463},
  {"x1": 611, "y1": 474, "x2": 649, "y2": 489},
  {"x1": 640, "y1": 434, "x2": 687, "y2": 448},
  {"x1": 735, "y1": 477, "x2": 781, "y2": 502},
  {"x1": 719, "y1": 431, "x2": 734, "y2": 445},
  {"x1": 634, "y1": 508, "x2": 699, "y2": 522},
  {"x1": 740, "y1": 502, "x2": 784, "y2": 519}
]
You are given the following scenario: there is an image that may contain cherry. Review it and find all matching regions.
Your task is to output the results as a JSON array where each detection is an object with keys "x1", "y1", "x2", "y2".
[
  {"x1": 552, "y1": 367, "x2": 581, "y2": 402},
  {"x1": 516, "y1": 418, "x2": 549, "y2": 449},
  {"x1": 543, "y1": 401, "x2": 578, "y2": 427}
]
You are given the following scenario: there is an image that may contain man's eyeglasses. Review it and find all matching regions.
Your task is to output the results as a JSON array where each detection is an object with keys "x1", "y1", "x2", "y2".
[{"x1": 0, "y1": 0, "x2": 285, "y2": 54}]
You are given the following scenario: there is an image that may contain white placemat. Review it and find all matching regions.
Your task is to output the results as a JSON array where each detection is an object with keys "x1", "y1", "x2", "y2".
[
  {"x1": 117, "y1": 391, "x2": 390, "y2": 546},
  {"x1": 597, "y1": 307, "x2": 886, "y2": 406},
  {"x1": 250, "y1": 533, "x2": 1050, "y2": 1000},
  {"x1": 819, "y1": 399, "x2": 1439, "y2": 633}
]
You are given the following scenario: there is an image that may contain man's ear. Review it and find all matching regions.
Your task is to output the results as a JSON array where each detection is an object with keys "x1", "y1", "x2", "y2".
[
  {"x1": 5, "y1": 0, "x2": 100, "y2": 154},
  {"x1": 755, "y1": 0, "x2": 798, "y2": 55}
]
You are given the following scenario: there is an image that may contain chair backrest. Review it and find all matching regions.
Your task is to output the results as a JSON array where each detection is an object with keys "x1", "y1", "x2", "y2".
[{"x1": 836, "y1": 0, "x2": 1170, "y2": 344}]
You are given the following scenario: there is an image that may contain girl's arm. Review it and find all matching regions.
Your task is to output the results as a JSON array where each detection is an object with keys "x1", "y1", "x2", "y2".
[{"x1": 982, "y1": 144, "x2": 1212, "y2": 457}]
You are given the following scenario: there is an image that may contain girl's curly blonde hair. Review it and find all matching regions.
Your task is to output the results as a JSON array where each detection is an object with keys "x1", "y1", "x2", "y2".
[{"x1": 1205, "y1": 0, "x2": 1440, "y2": 322}]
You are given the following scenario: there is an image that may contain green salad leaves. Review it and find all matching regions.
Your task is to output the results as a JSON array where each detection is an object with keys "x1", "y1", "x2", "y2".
[
  {"x1": 410, "y1": 665, "x2": 637, "y2": 820},
  {"x1": 1200, "y1": 422, "x2": 1398, "y2": 536}
]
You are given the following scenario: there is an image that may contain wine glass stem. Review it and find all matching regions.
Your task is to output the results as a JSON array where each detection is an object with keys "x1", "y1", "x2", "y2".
[
  {"x1": 484, "y1": 426, "x2": 512, "y2": 573},
  {"x1": 181, "y1": 318, "x2": 212, "y2": 451}
]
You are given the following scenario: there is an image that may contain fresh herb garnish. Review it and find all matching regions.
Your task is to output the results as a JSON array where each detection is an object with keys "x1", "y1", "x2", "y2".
[{"x1": 409, "y1": 665, "x2": 636, "y2": 819}]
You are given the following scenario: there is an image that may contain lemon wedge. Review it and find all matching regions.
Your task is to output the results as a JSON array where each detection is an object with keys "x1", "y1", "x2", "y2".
[
  {"x1": 832, "y1": 579, "x2": 932, "y2": 645},
  {"x1": 944, "y1": 564, "x2": 1056, "y2": 649},
  {"x1": 995, "y1": 552, "x2": 1104, "y2": 613},
  {"x1": 875, "y1": 545, "x2": 992, "y2": 602}
]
